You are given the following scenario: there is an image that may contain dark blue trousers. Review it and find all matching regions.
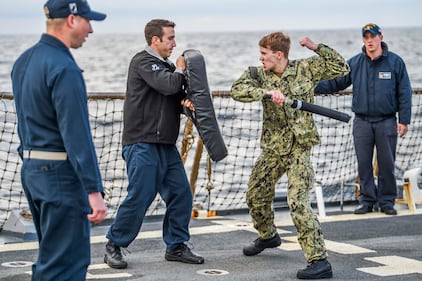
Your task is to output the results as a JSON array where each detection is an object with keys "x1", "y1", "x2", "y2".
[
  {"x1": 353, "y1": 117, "x2": 398, "y2": 208},
  {"x1": 107, "y1": 142, "x2": 192, "y2": 250},
  {"x1": 21, "y1": 159, "x2": 91, "y2": 281}
]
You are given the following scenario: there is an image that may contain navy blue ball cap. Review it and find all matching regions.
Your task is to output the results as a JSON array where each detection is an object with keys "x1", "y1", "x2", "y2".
[
  {"x1": 362, "y1": 23, "x2": 382, "y2": 36},
  {"x1": 44, "y1": 0, "x2": 106, "y2": 21}
]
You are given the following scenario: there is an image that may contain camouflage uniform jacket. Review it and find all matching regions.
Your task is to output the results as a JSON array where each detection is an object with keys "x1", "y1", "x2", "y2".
[{"x1": 230, "y1": 44, "x2": 349, "y2": 155}]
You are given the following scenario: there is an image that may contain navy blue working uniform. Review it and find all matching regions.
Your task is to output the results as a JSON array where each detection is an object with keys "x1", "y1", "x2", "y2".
[
  {"x1": 106, "y1": 46, "x2": 192, "y2": 249},
  {"x1": 315, "y1": 41, "x2": 412, "y2": 210},
  {"x1": 11, "y1": 34, "x2": 104, "y2": 280}
]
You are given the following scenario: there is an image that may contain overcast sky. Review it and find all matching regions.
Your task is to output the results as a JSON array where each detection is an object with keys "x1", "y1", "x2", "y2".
[{"x1": 0, "y1": 0, "x2": 421, "y2": 34}]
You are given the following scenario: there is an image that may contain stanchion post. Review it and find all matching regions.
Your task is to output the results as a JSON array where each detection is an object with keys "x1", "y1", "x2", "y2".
[{"x1": 315, "y1": 184, "x2": 327, "y2": 218}]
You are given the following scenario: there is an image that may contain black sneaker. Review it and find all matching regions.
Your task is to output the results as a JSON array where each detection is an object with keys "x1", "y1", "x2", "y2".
[
  {"x1": 165, "y1": 243, "x2": 204, "y2": 264},
  {"x1": 104, "y1": 240, "x2": 128, "y2": 269},
  {"x1": 354, "y1": 204, "x2": 373, "y2": 214},
  {"x1": 380, "y1": 206, "x2": 397, "y2": 215},
  {"x1": 243, "y1": 233, "x2": 281, "y2": 256},
  {"x1": 297, "y1": 258, "x2": 333, "y2": 279}
]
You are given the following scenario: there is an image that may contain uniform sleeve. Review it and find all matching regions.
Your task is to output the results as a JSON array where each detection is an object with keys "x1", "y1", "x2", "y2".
[
  {"x1": 309, "y1": 44, "x2": 350, "y2": 82},
  {"x1": 52, "y1": 67, "x2": 103, "y2": 194},
  {"x1": 230, "y1": 68, "x2": 266, "y2": 102},
  {"x1": 396, "y1": 59, "x2": 412, "y2": 124},
  {"x1": 315, "y1": 54, "x2": 354, "y2": 94},
  {"x1": 314, "y1": 73, "x2": 352, "y2": 94},
  {"x1": 136, "y1": 56, "x2": 185, "y2": 96}
]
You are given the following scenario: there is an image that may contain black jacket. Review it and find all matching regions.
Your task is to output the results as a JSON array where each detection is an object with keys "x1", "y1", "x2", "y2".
[{"x1": 122, "y1": 48, "x2": 186, "y2": 145}]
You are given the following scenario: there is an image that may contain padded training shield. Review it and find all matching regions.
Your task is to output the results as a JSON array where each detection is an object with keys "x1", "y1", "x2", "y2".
[{"x1": 183, "y1": 49, "x2": 228, "y2": 162}]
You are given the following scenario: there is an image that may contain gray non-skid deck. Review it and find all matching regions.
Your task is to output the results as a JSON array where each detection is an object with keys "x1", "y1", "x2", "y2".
[{"x1": 1, "y1": 204, "x2": 421, "y2": 281}]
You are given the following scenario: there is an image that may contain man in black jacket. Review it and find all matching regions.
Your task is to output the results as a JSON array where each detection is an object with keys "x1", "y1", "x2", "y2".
[{"x1": 104, "y1": 19, "x2": 204, "y2": 269}]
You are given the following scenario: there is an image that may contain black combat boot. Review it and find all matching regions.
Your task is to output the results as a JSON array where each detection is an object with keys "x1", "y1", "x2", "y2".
[
  {"x1": 243, "y1": 233, "x2": 281, "y2": 256},
  {"x1": 297, "y1": 258, "x2": 333, "y2": 279}
]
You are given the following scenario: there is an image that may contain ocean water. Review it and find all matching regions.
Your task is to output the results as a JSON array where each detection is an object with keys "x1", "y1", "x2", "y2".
[
  {"x1": 0, "y1": 28, "x2": 422, "y2": 220},
  {"x1": 1, "y1": 27, "x2": 422, "y2": 93}
]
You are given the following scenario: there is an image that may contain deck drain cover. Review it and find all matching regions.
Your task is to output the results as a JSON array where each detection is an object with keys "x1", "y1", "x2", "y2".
[
  {"x1": 197, "y1": 269, "x2": 229, "y2": 276},
  {"x1": 2, "y1": 261, "x2": 33, "y2": 268}
]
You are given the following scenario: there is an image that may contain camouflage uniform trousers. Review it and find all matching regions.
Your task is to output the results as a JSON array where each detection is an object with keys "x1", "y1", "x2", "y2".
[{"x1": 246, "y1": 143, "x2": 327, "y2": 262}]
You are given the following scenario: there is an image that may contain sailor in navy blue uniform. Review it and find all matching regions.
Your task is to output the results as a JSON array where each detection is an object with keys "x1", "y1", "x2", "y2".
[
  {"x1": 316, "y1": 23, "x2": 412, "y2": 216},
  {"x1": 11, "y1": 1, "x2": 107, "y2": 280}
]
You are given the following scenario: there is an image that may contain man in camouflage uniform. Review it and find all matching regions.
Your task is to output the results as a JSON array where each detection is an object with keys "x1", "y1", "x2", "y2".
[{"x1": 230, "y1": 32, "x2": 349, "y2": 279}]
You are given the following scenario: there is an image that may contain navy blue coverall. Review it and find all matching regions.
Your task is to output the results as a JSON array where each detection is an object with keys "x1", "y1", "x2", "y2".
[{"x1": 11, "y1": 34, "x2": 104, "y2": 281}]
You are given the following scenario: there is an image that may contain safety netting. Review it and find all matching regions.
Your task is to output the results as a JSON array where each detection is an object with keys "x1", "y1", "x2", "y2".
[{"x1": 0, "y1": 90, "x2": 421, "y2": 229}]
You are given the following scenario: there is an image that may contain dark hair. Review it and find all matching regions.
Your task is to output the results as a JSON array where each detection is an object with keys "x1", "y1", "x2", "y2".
[
  {"x1": 259, "y1": 32, "x2": 291, "y2": 58},
  {"x1": 144, "y1": 19, "x2": 176, "y2": 45}
]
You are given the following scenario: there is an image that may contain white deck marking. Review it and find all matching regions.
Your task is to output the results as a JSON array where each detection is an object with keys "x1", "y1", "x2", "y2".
[
  {"x1": 212, "y1": 219, "x2": 292, "y2": 234},
  {"x1": 24, "y1": 264, "x2": 133, "y2": 279},
  {"x1": 0, "y1": 220, "x2": 249, "y2": 252},
  {"x1": 86, "y1": 263, "x2": 132, "y2": 279},
  {"x1": 280, "y1": 236, "x2": 375, "y2": 254},
  {"x1": 0, "y1": 241, "x2": 39, "y2": 252},
  {"x1": 357, "y1": 256, "x2": 422, "y2": 276},
  {"x1": 324, "y1": 239, "x2": 376, "y2": 254},
  {"x1": 2, "y1": 213, "x2": 421, "y2": 279}
]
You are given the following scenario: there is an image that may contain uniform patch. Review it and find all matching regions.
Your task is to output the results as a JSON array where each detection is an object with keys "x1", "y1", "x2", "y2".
[
  {"x1": 379, "y1": 72, "x2": 391, "y2": 79},
  {"x1": 151, "y1": 64, "x2": 160, "y2": 71},
  {"x1": 69, "y1": 3, "x2": 78, "y2": 14}
]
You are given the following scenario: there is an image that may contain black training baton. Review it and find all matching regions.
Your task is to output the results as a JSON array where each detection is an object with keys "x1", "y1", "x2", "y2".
[{"x1": 264, "y1": 94, "x2": 351, "y2": 123}]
